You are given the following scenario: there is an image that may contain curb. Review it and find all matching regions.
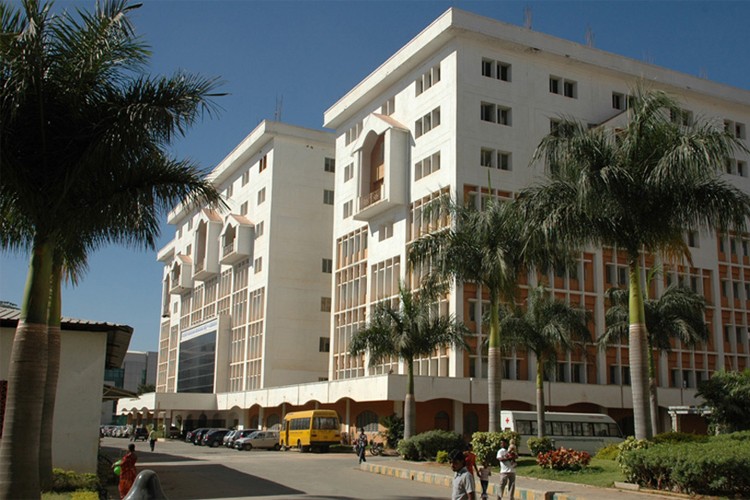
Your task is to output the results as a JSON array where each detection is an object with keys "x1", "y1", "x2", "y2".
[{"x1": 360, "y1": 462, "x2": 582, "y2": 500}]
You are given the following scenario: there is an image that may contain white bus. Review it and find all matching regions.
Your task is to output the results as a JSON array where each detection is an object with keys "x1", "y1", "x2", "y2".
[{"x1": 500, "y1": 411, "x2": 624, "y2": 454}]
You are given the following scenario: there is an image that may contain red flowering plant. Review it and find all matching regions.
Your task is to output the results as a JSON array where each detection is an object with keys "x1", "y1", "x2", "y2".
[{"x1": 536, "y1": 447, "x2": 591, "y2": 471}]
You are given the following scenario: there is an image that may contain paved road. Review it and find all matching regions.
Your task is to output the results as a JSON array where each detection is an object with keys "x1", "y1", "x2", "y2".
[{"x1": 102, "y1": 437, "x2": 448, "y2": 500}]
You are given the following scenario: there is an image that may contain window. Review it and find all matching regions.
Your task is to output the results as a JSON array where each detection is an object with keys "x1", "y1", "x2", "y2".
[
  {"x1": 725, "y1": 119, "x2": 746, "y2": 140},
  {"x1": 257, "y1": 187, "x2": 266, "y2": 205},
  {"x1": 686, "y1": 230, "x2": 698, "y2": 248},
  {"x1": 322, "y1": 258, "x2": 333, "y2": 273},
  {"x1": 726, "y1": 158, "x2": 748, "y2": 177},
  {"x1": 226, "y1": 184, "x2": 233, "y2": 198},
  {"x1": 319, "y1": 337, "x2": 330, "y2": 352},
  {"x1": 415, "y1": 63, "x2": 441, "y2": 96},
  {"x1": 254, "y1": 221, "x2": 264, "y2": 239},
  {"x1": 320, "y1": 297, "x2": 331, "y2": 312},
  {"x1": 550, "y1": 76, "x2": 577, "y2": 98},
  {"x1": 414, "y1": 151, "x2": 441, "y2": 180},
  {"x1": 323, "y1": 189, "x2": 334, "y2": 205},
  {"x1": 480, "y1": 102, "x2": 511, "y2": 126},
  {"x1": 240, "y1": 201, "x2": 248, "y2": 216},
  {"x1": 671, "y1": 108, "x2": 693, "y2": 126},
  {"x1": 345, "y1": 120, "x2": 363, "y2": 146},
  {"x1": 480, "y1": 147, "x2": 512, "y2": 171},
  {"x1": 378, "y1": 223, "x2": 393, "y2": 242},
  {"x1": 612, "y1": 92, "x2": 626, "y2": 110},
  {"x1": 324, "y1": 157, "x2": 335, "y2": 173},
  {"x1": 381, "y1": 96, "x2": 396, "y2": 115},
  {"x1": 253, "y1": 257, "x2": 262, "y2": 273},
  {"x1": 481, "y1": 58, "x2": 511, "y2": 81},
  {"x1": 343, "y1": 200, "x2": 353, "y2": 218},
  {"x1": 259, "y1": 154, "x2": 268, "y2": 172},
  {"x1": 241, "y1": 170, "x2": 250, "y2": 186},
  {"x1": 415, "y1": 107, "x2": 441, "y2": 138},
  {"x1": 344, "y1": 163, "x2": 353, "y2": 182}
]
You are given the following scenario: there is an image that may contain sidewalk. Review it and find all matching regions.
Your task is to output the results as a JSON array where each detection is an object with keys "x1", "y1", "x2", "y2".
[{"x1": 361, "y1": 459, "x2": 680, "y2": 500}]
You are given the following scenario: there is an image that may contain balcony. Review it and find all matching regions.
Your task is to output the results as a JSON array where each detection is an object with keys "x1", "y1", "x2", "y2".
[
  {"x1": 220, "y1": 215, "x2": 254, "y2": 265},
  {"x1": 192, "y1": 211, "x2": 222, "y2": 281},
  {"x1": 169, "y1": 256, "x2": 193, "y2": 294}
]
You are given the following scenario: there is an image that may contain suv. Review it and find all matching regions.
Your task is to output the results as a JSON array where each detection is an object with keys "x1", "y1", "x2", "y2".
[
  {"x1": 202, "y1": 428, "x2": 230, "y2": 447},
  {"x1": 132, "y1": 427, "x2": 149, "y2": 442}
]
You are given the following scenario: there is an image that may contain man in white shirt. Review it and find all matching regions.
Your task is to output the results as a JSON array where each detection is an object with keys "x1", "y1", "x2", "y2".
[
  {"x1": 449, "y1": 449, "x2": 476, "y2": 500},
  {"x1": 495, "y1": 439, "x2": 516, "y2": 500}
]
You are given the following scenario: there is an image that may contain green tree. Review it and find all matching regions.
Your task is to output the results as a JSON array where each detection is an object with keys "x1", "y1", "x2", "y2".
[
  {"x1": 696, "y1": 369, "x2": 750, "y2": 432},
  {"x1": 520, "y1": 87, "x2": 750, "y2": 439},
  {"x1": 601, "y1": 284, "x2": 709, "y2": 434},
  {"x1": 408, "y1": 195, "x2": 565, "y2": 432},
  {"x1": 500, "y1": 285, "x2": 591, "y2": 437},
  {"x1": 0, "y1": 1, "x2": 222, "y2": 496},
  {"x1": 349, "y1": 281, "x2": 468, "y2": 439}
]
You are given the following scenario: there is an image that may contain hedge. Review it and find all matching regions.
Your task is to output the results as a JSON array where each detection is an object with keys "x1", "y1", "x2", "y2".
[
  {"x1": 397, "y1": 430, "x2": 464, "y2": 461},
  {"x1": 470, "y1": 431, "x2": 520, "y2": 466},
  {"x1": 619, "y1": 432, "x2": 750, "y2": 496}
]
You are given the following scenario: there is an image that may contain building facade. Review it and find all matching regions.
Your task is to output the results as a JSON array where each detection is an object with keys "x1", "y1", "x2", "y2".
[
  {"x1": 121, "y1": 8, "x2": 750, "y2": 438},
  {"x1": 102, "y1": 351, "x2": 157, "y2": 424}
]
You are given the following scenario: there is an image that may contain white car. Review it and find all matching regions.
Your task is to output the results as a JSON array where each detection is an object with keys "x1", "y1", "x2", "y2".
[{"x1": 234, "y1": 430, "x2": 280, "y2": 451}]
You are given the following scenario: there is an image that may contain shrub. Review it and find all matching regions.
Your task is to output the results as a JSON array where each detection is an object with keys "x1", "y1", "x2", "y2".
[
  {"x1": 594, "y1": 443, "x2": 620, "y2": 461},
  {"x1": 397, "y1": 430, "x2": 464, "y2": 461},
  {"x1": 380, "y1": 414, "x2": 404, "y2": 448},
  {"x1": 526, "y1": 436, "x2": 555, "y2": 456},
  {"x1": 536, "y1": 448, "x2": 591, "y2": 471},
  {"x1": 471, "y1": 431, "x2": 520, "y2": 466},
  {"x1": 618, "y1": 434, "x2": 750, "y2": 496},
  {"x1": 436, "y1": 450, "x2": 450, "y2": 464},
  {"x1": 397, "y1": 438, "x2": 419, "y2": 461},
  {"x1": 48, "y1": 469, "x2": 99, "y2": 492},
  {"x1": 649, "y1": 431, "x2": 708, "y2": 445}
]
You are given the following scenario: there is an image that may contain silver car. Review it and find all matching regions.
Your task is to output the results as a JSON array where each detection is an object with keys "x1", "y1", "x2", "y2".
[{"x1": 234, "y1": 430, "x2": 280, "y2": 451}]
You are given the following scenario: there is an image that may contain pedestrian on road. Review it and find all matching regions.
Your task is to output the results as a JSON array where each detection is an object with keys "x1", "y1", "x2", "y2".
[
  {"x1": 463, "y1": 443, "x2": 477, "y2": 477},
  {"x1": 477, "y1": 460, "x2": 491, "y2": 499},
  {"x1": 495, "y1": 439, "x2": 516, "y2": 500},
  {"x1": 449, "y1": 448, "x2": 476, "y2": 500},
  {"x1": 115, "y1": 443, "x2": 138, "y2": 499},
  {"x1": 356, "y1": 428, "x2": 368, "y2": 464},
  {"x1": 149, "y1": 428, "x2": 157, "y2": 452}
]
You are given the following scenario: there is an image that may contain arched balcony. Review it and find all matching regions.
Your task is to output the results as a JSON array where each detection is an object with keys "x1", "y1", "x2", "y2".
[{"x1": 220, "y1": 214, "x2": 254, "y2": 264}]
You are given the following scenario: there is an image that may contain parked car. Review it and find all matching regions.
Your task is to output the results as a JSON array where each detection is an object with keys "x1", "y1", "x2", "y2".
[
  {"x1": 222, "y1": 430, "x2": 238, "y2": 447},
  {"x1": 202, "y1": 428, "x2": 231, "y2": 447},
  {"x1": 235, "y1": 430, "x2": 280, "y2": 451},
  {"x1": 132, "y1": 427, "x2": 149, "y2": 442},
  {"x1": 226, "y1": 429, "x2": 255, "y2": 448},
  {"x1": 187, "y1": 428, "x2": 208, "y2": 445},
  {"x1": 167, "y1": 425, "x2": 181, "y2": 439}
]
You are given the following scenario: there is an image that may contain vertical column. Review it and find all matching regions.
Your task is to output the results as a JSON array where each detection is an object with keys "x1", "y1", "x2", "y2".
[
  {"x1": 453, "y1": 400, "x2": 464, "y2": 437},
  {"x1": 258, "y1": 407, "x2": 265, "y2": 430}
]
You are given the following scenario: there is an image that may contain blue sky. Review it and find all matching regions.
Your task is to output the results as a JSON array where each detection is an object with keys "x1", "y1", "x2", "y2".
[{"x1": 1, "y1": 0, "x2": 749, "y2": 352}]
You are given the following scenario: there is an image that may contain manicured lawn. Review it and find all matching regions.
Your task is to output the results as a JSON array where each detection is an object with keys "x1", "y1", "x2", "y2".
[{"x1": 514, "y1": 456, "x2": 625, "y2": 488}]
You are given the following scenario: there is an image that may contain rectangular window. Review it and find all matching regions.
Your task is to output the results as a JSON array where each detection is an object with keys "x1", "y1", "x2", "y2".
[
  {"x1": 344, "y1": 163, "x2": 353, "y2": 182},
  {"x1": 381, "y1": 96, "x2": 396, "y2": 115},
  {"x1": 322, "y1": 258, "x2": 333, "y2": 273},
  {"x1": 259, "y1": 154, "x2": 268, "y2": 172},
  {"x1": 226, "y1": 184, "x2": 233, "y2": 198},
  {"x1": 319, "y1": 336, "x2": 330, "y2": 352},
  {"x1": 481, "y1": 102, "x2": 495, "y2": 122},
  {"x1": 240, "y1": 201, "x2": 248, "y2": 216},
  {"x1": 481, "y1": 58, "x2": 511, "y2": 81},
  {"x1": 324, "y1": 157, "x2": 336, "y2": 173},
  {"x1": 481, "y1": 58, "x2": 493, "y2": 77},
  {"x1": 498, "y1": 151, "x2": 511, "y2": 171},
  {"x1": 497, "y1": 106, "x2": 511, "y2": 126},
  {"x1": 254, "y1": 221, "x2": 264, "y2": 239},
  {"x1": 320, "y1": 297, "x2": 332, "y2": 312},
  {"x1": 323, "y1": 189, "x2": 334, "y2": 205},
  {"x1": 480, "y1": 148, "x2": 493, "y2": 167},
  {"x1": 687, "y1": 231, "x2": 698, "y2": 248},
  {"x1": 241, "y1": 170, "x2": 250, "y2": 186},
  {"x1": 550, "y1": 76, "x2": 577, "y2": 99},
  {"x1": 343, "y1": 200, "x2": 353, "y2": 218},
  {"x1": 498, "y1": 62, "x2": 511, "y2": 82},
  {"x1": 345, "y1": 120, "x2": 363, "y2": 146},
  {"x1": 612, "y1": 92, "x2": 625, "y2": 110},
  {"x1": 257, "y1": 187, "x2": 266, "y2": 205},
  {"x1": 563, "y1": 80, "x2": 577, "y2": 98},
  {"x1": 549, "y1": 76, "x2": 561, "y2": 94},
  {"x1": 480, "y1": 147, "x2": 511, "y2": 171},
  {"x1": 726, "y1": 120, "x2": 747, "y2": 139},
  {"x1": 415, "y1": 63, "x2": 441, "y2": 96},
  {"x1": 253, "y1": 257, "x2": 262, "y2": 273},
  {"x1": 378, "y1": 223, "x2": 393, "y2": 242},
  {"x1": 414, "y1": 151, "x2": 441, "y2": 181},
  {"x1": 415, "y1": 107, "x2": 440, "y2": 138}
]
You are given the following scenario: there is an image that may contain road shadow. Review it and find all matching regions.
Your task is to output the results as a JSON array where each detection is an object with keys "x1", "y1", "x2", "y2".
[{"x1": 102, "y1": 444, "x2": 198, "y2": 463}]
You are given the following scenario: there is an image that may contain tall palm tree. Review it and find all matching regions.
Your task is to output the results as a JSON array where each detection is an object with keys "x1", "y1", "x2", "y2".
[
  {"x1": 349, "y1": 281, "x2": 468, "y2": 439},
  {"x1": 0, "y1": 1, "x2": 223, "y2": 496},
  {"x1": 500, "y1": 286, "x2": 591, "y2": 438},
  {"x1": 409, "y1": 195, "x2": 566, "y2": 432},
  {"x1": 520, "y1": 87, "x2": 750, "y2": 439},
  {"x1": 601, "y1": 284, "x2": 709, "y2": 434}
]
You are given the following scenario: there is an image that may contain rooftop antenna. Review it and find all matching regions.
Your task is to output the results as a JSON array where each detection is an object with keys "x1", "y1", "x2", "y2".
[
  {"x1": 523, "y1": 5, "x2": 532, "y2": 30},
  {"x1": 585, "y1": 25, "x2": 595, "y2": 48},
  {"x1": 274, "y1": 95, "x2": 283, "y2": 122}
]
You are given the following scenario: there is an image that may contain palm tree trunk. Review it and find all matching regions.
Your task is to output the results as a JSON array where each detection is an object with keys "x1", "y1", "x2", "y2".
[
  {"x1": 536, "y1": 354, "x2": 545, "y2": 438},
  {"x1": 487, "y1": 291, "x2": 502, "y2": 432},
  {"x1": 647, "y1": 338, "x2": 660, "y2": 436},
  {"x1": 628, "y1": 260, "x2": 652, "y2": 440},
  {"x1": 40, "y1": 261, "x2": 63, "y2": 490},
  {"x1": 404, "y1": 358, "x2": 416, "y2": 439},
  {"x1": 0, "y1": 238, "x2": 54, "y2": 499}
]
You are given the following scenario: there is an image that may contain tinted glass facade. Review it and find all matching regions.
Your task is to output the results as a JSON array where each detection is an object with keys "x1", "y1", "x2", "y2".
[{"x1": 177, "y1": 331, "x2": 216, "y2": 393}]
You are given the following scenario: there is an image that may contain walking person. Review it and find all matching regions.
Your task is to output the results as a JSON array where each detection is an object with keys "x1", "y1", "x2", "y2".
[
  {"x1": 356, "y1": 428, "x2": 368, "y2": 464},
  {"x1": 463, "y1": 443, "x2": 478, "y2": 477},
  {"x1": 114, "y1": 443, "x2": 138, "y2": 499},
  {"x1": 149, "y1": 428, "x2": 157, "y2": 452},
  {"x1": 477, "y1": 460, "x2": 491, "y2": 499},
  {"x1": 496, "y1": 439, "x2": 516, "y2": 500},
  {"x1": 449, "y1": 449, "x2": 476, "y2": 500}
]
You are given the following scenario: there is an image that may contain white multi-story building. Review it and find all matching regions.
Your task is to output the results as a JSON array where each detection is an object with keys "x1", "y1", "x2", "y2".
[
  {"x1": 148, "y1": 121, "x2": 335, "y2": 429},
  {"x1": 122, "y1": 8, "x2": 749, "y2": 437}
]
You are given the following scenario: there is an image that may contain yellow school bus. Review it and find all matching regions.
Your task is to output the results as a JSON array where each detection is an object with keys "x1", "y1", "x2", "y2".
[{"x1": 280, "y1": 409, "x2": 341, "y2": 453}]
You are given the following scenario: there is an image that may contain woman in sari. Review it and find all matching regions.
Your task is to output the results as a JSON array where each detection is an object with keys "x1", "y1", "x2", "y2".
[{"x1": 116, "y1": 443, "x2": 138, "y2": 498}]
